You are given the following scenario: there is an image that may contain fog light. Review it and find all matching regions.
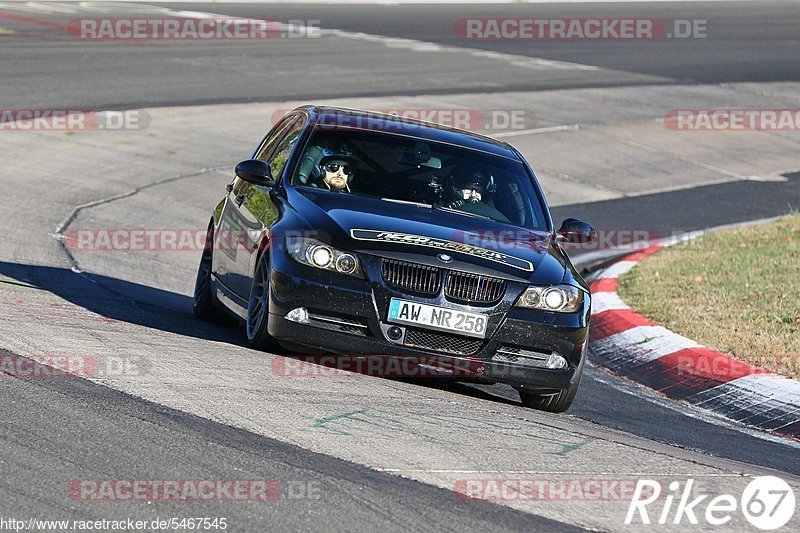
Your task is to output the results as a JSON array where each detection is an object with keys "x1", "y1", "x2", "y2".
[
  {"x1": 387, "y1": 326, "x2": 403, "y2": 340},
  {"x1": 546, "y1": 354, "x2": 568, "y2": 369},
  {"x1": 285, "y1": 307, "x2": 309, "y2": 324}
]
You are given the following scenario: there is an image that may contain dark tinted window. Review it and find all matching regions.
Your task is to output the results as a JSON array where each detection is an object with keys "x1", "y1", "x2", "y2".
[
  {"x1": 255, "y1": 115, "x2": 300, "y2": 161},
  {"x1": 267, "y1": 118, "x2": 305, "y2": 179},
  {"x1": 290, "y1": 127, "x2": 548, "y2": 230}
]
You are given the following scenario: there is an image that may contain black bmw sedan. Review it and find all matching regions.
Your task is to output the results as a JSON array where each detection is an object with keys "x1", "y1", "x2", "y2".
[{"x1": 193, "y1": 105, "x2": 596, "y2": 412}]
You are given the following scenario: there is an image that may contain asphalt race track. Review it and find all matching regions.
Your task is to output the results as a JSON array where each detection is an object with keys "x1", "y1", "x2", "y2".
[
  {"x1": 2, "y1": 1, "x2": 800, "y2": 108},
  {"x1": 1, "y1": 1, "x2": 799, "y2": 531}
]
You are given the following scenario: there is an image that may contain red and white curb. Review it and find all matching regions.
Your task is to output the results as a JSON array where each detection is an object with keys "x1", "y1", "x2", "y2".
[{"x1": 589, "y1": 244, "x2": 800, "y2": 441}]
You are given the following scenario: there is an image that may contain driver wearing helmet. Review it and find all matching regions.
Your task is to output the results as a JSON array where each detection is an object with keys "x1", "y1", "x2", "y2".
[
  {"x1": 295, "y1": 143, "x2": 357, "y2": 192},
  {"x1": 441, "y1": 165, "x2": 510, "y2": 223},
  {"x1": 320, "y1": 157, "x2": 353, "y2": 192},
  {"x1": 317, "y1": 145, "x2": 356, "y2": 192}
]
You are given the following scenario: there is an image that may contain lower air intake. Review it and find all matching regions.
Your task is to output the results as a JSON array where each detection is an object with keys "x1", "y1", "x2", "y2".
[{"x1": 404, "y1": 327, "x2": 483, "y2": 355}]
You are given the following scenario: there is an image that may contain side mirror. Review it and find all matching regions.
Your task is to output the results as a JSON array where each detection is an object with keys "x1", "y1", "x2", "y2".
[
  {"x1": 557, "y1": 218, "x2": 596, "y2": 243},
  {"x1": 235, "y1": 159, "x2": 275, "y2": 187}
]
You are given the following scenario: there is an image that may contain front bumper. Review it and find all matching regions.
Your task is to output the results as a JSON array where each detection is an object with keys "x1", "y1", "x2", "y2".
[{"x1": 267, "y1": 250, "x2": 589, "y2": 389}]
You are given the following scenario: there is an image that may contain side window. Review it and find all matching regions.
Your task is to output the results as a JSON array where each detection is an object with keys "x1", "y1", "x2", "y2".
[
  {"x1": 266, "y1": 117, "x2": 305, "y2": 180},
  {"x1": 254, "y1": 115, "x2": 299, "y2": 161},
  {"x1": 232, "y1": 117, "x2": 298, "y2": 199}
]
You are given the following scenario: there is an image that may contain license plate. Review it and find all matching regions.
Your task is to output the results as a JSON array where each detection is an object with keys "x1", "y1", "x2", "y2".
[{"x1": 387, "y1": 298, "x2": 488, "y2": 339}]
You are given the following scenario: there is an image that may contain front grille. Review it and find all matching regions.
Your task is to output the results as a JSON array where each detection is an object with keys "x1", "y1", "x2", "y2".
[
  {"x1": 404, "y1": 327, "x2": 483, "y2": 355},
  {"x1": 381, "y1": 259, "x2": 441, "y2": 295},
  {"x1": 493, "y1": 345, "x2": 550, "y2": 366},
  {"x1": 445, "y1": 271, "x2": 506, "y2": 304}
]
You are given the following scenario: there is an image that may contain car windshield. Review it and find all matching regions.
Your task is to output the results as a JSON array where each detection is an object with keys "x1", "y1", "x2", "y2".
[{"x1": 290, "y1": 126, "x2": 549, "y2": 231}]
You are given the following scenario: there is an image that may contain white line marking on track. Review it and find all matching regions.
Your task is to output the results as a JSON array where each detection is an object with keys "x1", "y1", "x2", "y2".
[
  {"x1": 493, "y1": 124, "x2": 581, "y2": 138},
  {"x1": 747, "y1": 167, "x2": 798, "y2": 182},
  {"x1": 374, "y1": 469, "x2": 744, "y2": 476},
  {"x1": 328, "y1": 30, "x2": 599, "y2": 71},
  {"x1": 167, "y1": 9, "x2": 599, "y2": 72}
]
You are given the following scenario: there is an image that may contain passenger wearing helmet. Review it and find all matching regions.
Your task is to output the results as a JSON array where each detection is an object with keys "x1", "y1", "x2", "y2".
[{"x1": 440, "y1": 165, "x2": 510, "y2": 223}]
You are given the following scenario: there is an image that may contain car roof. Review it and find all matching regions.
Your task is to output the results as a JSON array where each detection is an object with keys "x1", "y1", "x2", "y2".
[{"x1": 296, "y1": 105, "x2": 523, "y2": 161}]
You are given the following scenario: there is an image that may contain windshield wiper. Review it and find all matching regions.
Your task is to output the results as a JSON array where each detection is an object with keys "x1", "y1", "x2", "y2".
[
  {"x1": 381, "y1": 198, "x2": 431, "y2": 208},
  {"x1": 433, "y1": 205, "x2": 491, "y2": 220}
]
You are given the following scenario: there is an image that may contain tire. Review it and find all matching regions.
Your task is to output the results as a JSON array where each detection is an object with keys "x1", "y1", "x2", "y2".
[
  {"x1": 246, "y1": 251, "x2": 279, "y2": 350},
  {"x1": 193, "y1": 221, "x2": 220, "y2": 321},
  {"x1": 518, "y1": 351, "x2": 585, "y2": 413}
]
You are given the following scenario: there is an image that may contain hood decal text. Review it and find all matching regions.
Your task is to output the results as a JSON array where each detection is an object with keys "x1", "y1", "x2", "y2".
[{"x1": 350, "y1": 229, "x2": 534, "y2": 272}]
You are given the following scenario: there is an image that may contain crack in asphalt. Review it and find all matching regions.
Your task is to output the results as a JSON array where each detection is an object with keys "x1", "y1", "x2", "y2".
[{"x1": 51, "y1": 164, "x2": 229, "y2": 274}]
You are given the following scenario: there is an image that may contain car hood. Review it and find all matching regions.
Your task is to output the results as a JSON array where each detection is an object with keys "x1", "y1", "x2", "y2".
[{"x1": 287, "y1": 188, "x2": 567, "y2": 284}]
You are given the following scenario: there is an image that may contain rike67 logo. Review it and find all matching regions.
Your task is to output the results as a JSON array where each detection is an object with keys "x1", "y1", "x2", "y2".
[{"x1": 627, "y1": 476, "x2": 795, "y2": 530}]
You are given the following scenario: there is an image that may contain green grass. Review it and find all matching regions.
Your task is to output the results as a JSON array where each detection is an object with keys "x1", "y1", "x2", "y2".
[{"x1": 618, "y1": 214, "x2": 800, "y2": 379}]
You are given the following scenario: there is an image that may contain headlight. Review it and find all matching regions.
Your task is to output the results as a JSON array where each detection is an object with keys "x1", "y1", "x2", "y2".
[
  {"x1": 287, "y1": 237, "x2": 364, "y2": 278},
  {"x1": 516, "y1": 284, "x2": 584, "y2": 313}
]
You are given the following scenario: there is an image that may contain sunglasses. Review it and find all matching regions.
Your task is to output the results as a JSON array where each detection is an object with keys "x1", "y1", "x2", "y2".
[{"x1": 323, "y1": 162, "x2": 352, "y2": 175}]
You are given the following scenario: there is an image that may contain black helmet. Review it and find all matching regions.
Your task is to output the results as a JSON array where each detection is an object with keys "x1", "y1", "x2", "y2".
[
  {"x1": 446, "y1": 164, "x2": 495, "y2": 204},
  {"x1": 313, "y1": 144, "x2": 357, "y2": 189},
  {"x1": 318, "y1": 144, "x2": 356, "y2": 168}
]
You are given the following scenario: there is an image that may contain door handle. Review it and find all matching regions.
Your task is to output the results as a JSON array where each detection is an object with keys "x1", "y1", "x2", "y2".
[{"x1": 235, "y1": 194, "x2": 245, "y2": 206}]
